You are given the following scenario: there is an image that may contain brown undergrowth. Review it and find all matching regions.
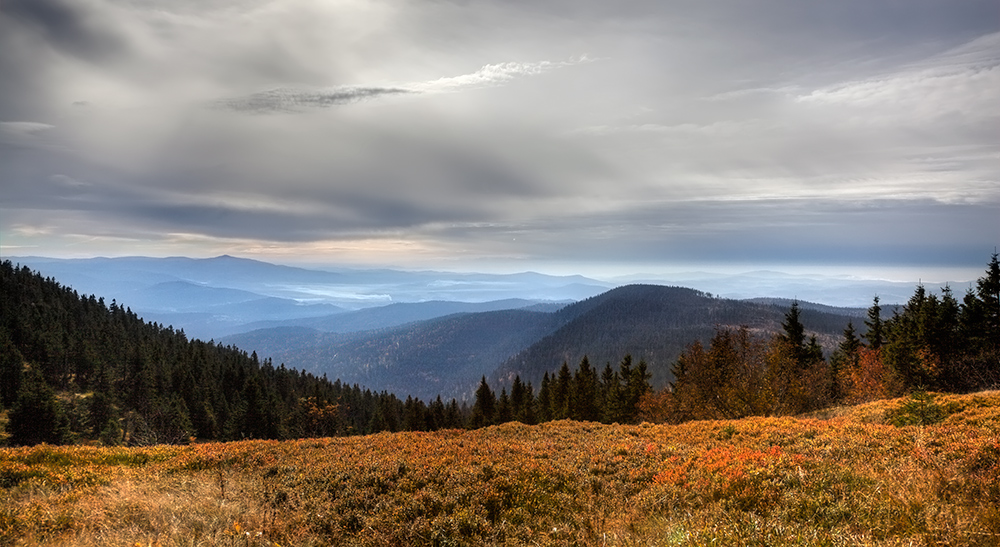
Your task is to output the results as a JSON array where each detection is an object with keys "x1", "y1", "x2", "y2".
[{"x1": 2, "y1": 391, "x2": 999, "y2": 546}]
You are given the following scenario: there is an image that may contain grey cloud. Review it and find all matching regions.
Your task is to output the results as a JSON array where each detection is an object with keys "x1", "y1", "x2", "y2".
[
  {"x1": 214, "y1": 87, "x2": 414, "y2": 113},
  {"x1": 2, "y1": 0, "x2": 125, "y2": 63},
  {"x1": 425, "y1": 198, "x2": 999, "y2": 267}
]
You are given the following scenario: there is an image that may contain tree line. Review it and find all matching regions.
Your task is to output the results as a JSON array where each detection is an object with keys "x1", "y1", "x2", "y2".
[
  {"x1": 0, "y1": 260, "x2": 471, "y2": 445},
  {"x1": 643, "y1": 253, "x2": 1000, "y2": 422},
  {"x1": 467, "y1": 354, "x2": 652, "y2": 429},
  {"x1": 0, "y1": 261, "x2": 654, "y2": 446}
]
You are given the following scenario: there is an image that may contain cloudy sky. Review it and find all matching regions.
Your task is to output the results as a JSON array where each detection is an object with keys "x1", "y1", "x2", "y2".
[{"x1": 1, "y1": 0, "x2": 998, "y2": 281}]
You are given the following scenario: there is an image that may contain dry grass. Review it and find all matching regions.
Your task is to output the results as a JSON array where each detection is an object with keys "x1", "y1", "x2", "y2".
[{"x1": 3, "y1": 391, "x2": 999, "y2": 546}]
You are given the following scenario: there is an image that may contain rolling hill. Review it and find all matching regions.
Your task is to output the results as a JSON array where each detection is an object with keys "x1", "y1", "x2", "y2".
[
  {"x1": 242, "y1": 285, "x2": 858, "y2": 400},
  {"x1": 494, "y1": 285, "x2": 856, "y2": 388},
  {"x1": 263, "y1": 309, "x2": 566, "y2": 401}
]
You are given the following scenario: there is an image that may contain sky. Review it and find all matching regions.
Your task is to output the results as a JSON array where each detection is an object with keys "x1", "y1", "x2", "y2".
[{"x1": 1, "y1": 0, "x2": 998, "y2": 283}]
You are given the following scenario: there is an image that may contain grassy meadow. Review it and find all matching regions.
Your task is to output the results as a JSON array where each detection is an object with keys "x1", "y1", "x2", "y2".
[{"x1": 2, "y1": 391, "x2": 999, "y2": 546}]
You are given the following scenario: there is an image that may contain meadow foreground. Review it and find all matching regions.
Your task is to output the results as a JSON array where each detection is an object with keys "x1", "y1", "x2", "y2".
[{"x1": 2, "y1": 391, "x2": 999, "y2": 546}]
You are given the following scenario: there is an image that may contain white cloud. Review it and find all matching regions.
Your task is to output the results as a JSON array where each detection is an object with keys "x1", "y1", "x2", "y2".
[
  {"x1": 213, "y1": 58, "x2": 588, "y2": 112},
  {"x1": 410, "y1": 59, "x2": 585, "y2": 93},
  {"x1": 796, "y1": 32, "x2": 1000, "y2": 119}
]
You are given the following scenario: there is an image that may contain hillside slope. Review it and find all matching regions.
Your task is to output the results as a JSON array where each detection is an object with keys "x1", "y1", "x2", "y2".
[
  {"x1": 273, "y1": 309, "x2": 566, "y2": 400},
  {"x1": 495, "y1": 285, "x2": 854, "y2": 387},
  {"x1": 261, "y1": 285, "x2": 857, "y2": 400}
]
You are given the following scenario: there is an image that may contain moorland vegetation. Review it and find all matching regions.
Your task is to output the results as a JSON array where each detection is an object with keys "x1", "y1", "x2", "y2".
[{"x1": 2, "y1": 391, "x2": 999, "y2": 545}]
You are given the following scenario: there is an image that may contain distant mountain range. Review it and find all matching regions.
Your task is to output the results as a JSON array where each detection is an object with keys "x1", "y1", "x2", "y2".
[
  {"x1": 9, "y1": 255, "x2": 606, "y2": 339},
  {"x1": 10, "y1": 255, "x2": 921, "y2": 401}
]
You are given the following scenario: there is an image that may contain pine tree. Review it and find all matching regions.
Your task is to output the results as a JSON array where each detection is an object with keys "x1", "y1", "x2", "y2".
[
  {"x1": 497, "y1": 388, "x2": 512, "y2": 424},
  {"x1": 445, "y1": 399, "x2": 464, "y2": 429},
  {"x1": 0, "y1": 332, "x2": 23, "y2": 408},
  {"x1": 599, "y1": 363, "x2": 616, "y2": 422},
  {"x1": 470, "y1": 377, "x2": 496, "y2": 429},
  {"x1": 510, "y1": 376, "x2": 535, "y2": 424},
  {"x1": 780, "y1": 301, "x2": 806, "y2": 351},
  {"x1": 9, "y1": 371, "x2": 70, "y2": 446},
  {"x1": 553, "y1": 362, "x2": 573, "y2": 420},
  {"x1": 979, "y1": 252, "x2": 1000, "y2": 338},
  {"x1": 536, "y1": 372, "x2": 553, "y2": 423},
  {"x1": 830, "y1": 322, "x2": 861, "y2": 402},
  {"x1": 625, "y1": 359, "x2": 652, "y2": 423},
  {"x1": 572, "y1": 357, "x2": 600, "y2": 421},
  {"x1": 864, "y1": 296, "x2": 885, "y2": 349}
]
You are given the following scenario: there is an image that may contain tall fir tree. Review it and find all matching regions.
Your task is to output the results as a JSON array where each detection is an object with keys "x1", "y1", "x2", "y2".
[
  {"x1": 572, "y1": 356, "x2": 600, "y2": 422},
  {"x1": 864, "y1": 296, "x2": 885, "y2": 349},
  {"x1": 469, "y1": 376, "x2": 496, "y2": 429},
  {"x1": 8, "y1": 370, "x2": 71, "y2": 446},
  {"x1": 536, "y1": 373, "x2": 553, "y2": 423},
  {"x1": 553, "y1": 362, "x2": 573, "y2": 420}
]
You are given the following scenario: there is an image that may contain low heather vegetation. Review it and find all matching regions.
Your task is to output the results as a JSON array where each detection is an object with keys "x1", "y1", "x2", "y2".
[{"x1": 2, "y1": 391, "x2": 999, "y2": 546}]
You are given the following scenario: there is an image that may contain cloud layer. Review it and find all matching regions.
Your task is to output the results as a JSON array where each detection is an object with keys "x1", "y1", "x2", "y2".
[{"x1": 1, "y1": 0, "x2": 997, "y2": 277}]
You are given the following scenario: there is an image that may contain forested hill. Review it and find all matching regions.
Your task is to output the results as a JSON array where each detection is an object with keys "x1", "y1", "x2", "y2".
[
  {"x1": 495, "y1": 284, "x2": 855, "y2": 387},
  {"x1": 0, "y1": 261, "x2": 465, "y2": 446},
  {"x1": 268, "y1": 309, "x2": 563, "y2": 402},
  {"x1": 235, "y1": 285, "x2": 857, "y2": 401}
]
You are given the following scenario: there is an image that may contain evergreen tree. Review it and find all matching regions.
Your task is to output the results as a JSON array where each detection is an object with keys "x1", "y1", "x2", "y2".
[
  {"x1": 536, "y1": 373, "x2": 553, "y2": 423},
  {"x1": 780, "y1": 301, "x2": 806, "y2": 351},
  {"x1": 779, "y1": 301, "x2": 822, "y2": 369},
  {"x1": 864, "y1": 296, "x2": 885, "y2": 349},
  {"x1": 600, "y1": 363, "x2": 619, "y2": 423},
  {"x1": 624, "y1": 358, "x2": 652, "y2": 423},
  {"x1": 572, "y1": 356, "x2": 600, "y2": 422},
  {"x1": 0, "y1": 332, "x2": 23, "y2": 408},
  {"x1": 428, "y1": 396, "x2": 446, "y2": 431},
  {"x1": 829, "y1": 322, "x2": 861, "y2": 402},
  {"x1": 87, "y1": 390, "x2": 119, "y2": 443},
  {"x1": 553, "y1": 362, "x2": 573, "y2": 420},
  {"x1": 605, "y1": 355, "x2": 637, "y2": 423},
  {"x1": 9, "y1": 371, "x2": 70, "y2": 446},
  {"x1": 445, "y1": 399, "x2": 464, "y2": 429},
  {"x1": 469, "y1": 377, "x2": 496, "y2": 429},
  {"x1": 510, "y1": 376, "x2": 535, "y2": 424},
  {"x1": 497, "y1": 388, "x2": 513, "y2": 424},
  {"x1": 404, "y1": 396, "x2": 426, "y2": 431},
  {"x1": 979, "y1": 252, "x2": 1000, "y2": 339},
  {"x1": 521, "y1": 381, "x2": 537, "y2": 425}
]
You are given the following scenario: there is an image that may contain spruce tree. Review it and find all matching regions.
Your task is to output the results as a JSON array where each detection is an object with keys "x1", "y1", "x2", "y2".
[
  {"x1": 470, "y1": 377, "x2": 496, "y2": 429},
  {"x1": 830, "y1": 322, "x2": 861, "y2": 402},
  {"x1": 0, "y1": 332, "x2": 23, "y2": 408},
  {"x1": 553, "y1": 362, "x2": 573, "y2": 420},
  {"x1": 573, "y1": 356, "x2": 600, "y2": 422},
  {"x1": 9, "y1": 371, "x2": 70, "y2": 446},
  {"x1": 536, "y1": 373, "x2": 553, "y2": 423},
  {"x1": 497, "y1": 388, "x2": 513, "y2": 424},
  {"x1": 864, "y1": 296, "x2": 885, "y2": 349},
  {"x1": 780, "y1": 301, "x2": 806, "y2": 350}
]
